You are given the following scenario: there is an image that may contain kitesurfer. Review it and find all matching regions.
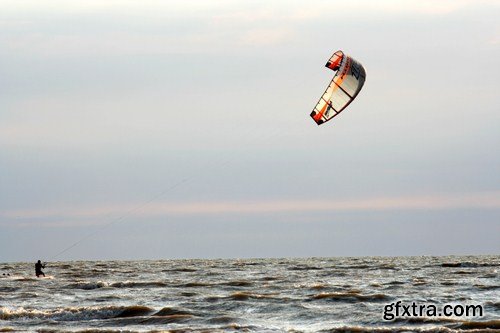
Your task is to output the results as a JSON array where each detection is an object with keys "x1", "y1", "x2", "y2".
[{"x1": 35, "y1": 260, "x2": 45, "y2": 277}]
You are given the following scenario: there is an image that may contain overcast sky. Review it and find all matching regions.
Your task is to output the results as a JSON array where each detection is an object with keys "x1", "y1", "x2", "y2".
[{"x1": 1, "y1": 0, "x2": 499, "y2": 262}]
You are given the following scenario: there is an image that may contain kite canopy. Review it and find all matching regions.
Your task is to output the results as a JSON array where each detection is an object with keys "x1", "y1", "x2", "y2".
[{"x1": 310, "y1": 50, "x2": 366, "y2": 125}]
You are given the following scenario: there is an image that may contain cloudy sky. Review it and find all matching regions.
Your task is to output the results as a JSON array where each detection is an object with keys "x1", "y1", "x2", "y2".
[{"x1": 1, "y1": 0, "x2": 499, "y2": 262}]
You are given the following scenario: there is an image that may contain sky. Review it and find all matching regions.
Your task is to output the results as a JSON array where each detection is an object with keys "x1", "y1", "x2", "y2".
[{"x1": 1, "y1": 0, "x2": 499, "y2": 262}]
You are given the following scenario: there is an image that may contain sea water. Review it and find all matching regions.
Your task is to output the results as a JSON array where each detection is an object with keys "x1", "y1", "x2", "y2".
[{"x1": 1, "y1": 256, "x2": 499, "y2": 332}]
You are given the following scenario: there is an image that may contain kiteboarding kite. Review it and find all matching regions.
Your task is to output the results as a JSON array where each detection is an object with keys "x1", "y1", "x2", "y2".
[{"x1": 310, "y1": 50, "x2": 366, "y2": 125}]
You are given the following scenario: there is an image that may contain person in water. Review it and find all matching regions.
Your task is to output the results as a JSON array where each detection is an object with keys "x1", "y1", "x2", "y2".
[{"x1": 35, "y1": 260, "x2": 45, "y2": 277}]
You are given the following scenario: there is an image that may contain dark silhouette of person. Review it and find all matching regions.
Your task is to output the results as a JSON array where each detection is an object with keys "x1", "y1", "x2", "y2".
[{"x1": 35, "y1": 260, "x2": 45, "y2": 277}]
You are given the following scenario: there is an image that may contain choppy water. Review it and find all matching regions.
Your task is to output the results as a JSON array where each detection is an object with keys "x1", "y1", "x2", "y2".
[{"x1": 1, "y1": 256, "x2": 499, "y2": 333}]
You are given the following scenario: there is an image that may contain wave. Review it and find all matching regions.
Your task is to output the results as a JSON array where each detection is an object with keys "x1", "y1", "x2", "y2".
[
  {"x1": 180, "y1": 291, "x2": 198, "y2": 297},
  {"x1": 455, "y1": 319, "x2": 500, "y2": 330},
  {"x1": 204, "y1": 291, "x2": 281, "y2": 302},
  {"x1": 441, "y1": 262, "x2": 463, "y2": 268},
  {"x1": 378, "y1": 264, "x2": 398, "y2": 270},
  {"x1": 138, "y1": 314, "x2": 194, "y2": 324},
  {"x1": 288, "y1": 265, "x2": 324, "y2": 271},
  {"x1": 466, "y1": 262, "x2": 497, "y2": 268},
  {"x1": 392, "y1": 316, "x2": 459, "y2": 325},
  {"x1": 441, "y1": 261, "x2": 499, "y2": 268},
  {"x1": 440, "y1": 281, "x2": 457, "y2": 286},
  {"x1": 309, "y1": 283, "x2": 328, "y2": 290},
  {"x1": 99, "y1": 307, "x2": 196, "y2": 326},
  {"x1": 259, "y1": 276, "x2": 281, "y2": 281},
  {"x1": 485, "y1": 300, "x2": 500, "y2": 310},
  {"x1": 321, "y1": 319, "x2": 500, "y2": 332},
  {"x1": 473, "y1": 284, "x2": 499, "y2": 290},
  {"x1": 412, "y1": 278, "x2": 427, "y2": 286},
  {"x1": 0, "y1": 305, "x2": 194, "y2": 322},
  {"x1": 109, "y1": 281, "x2": 167, "y2": 288},
  {"x1": 3, "y1": 275, "x2": 39, "y2": 282},
  {"x1": 153, "y1": 307, "x2": 193, "y2": 316},
  {"x1": 11, "y1": 330, "x2": 168, "y2": 333},
  {"x1": 66, "y1": 281, "x2": 109, "y2": 290},
  {"x1": 66, "y1": 280, "x2": 168, "y2": 290},
  {"x1": 319, "y1": 326, "x2": 465, "y2": 332},
  {"x1": 385, "y1": 280, "x2": 405, "y2": 285},
  {"x1": 163, "y1": 267, "x2": 198, "y2": 272},
  {"x1": 114, "y1": 305, "x2": 154, "y2": 318},
  {"x1": 334, "y1": 264, "x2": 372, "y2": 270},
  {"x1": 228, "y1": 291, "x2": 280, "y2": 301},
  {"x1": 311, "y1": 291, "x2": 389, "y2": 302},
  {"x1": 3, "y1": 256, "x2": 498, "y2": 333},
  {"x1": 177, "y1": 281, "x2": 212, "y2": 288},
  {"x1": 219, "y1": 280, "x2": 253, "y2": 287},
  {"x1": 480, "y1": 272, "x2": 498, "y2": 278},
  {"x1": 205, "y1": 315, "x2": 241, "y2": 324},
  {"x1": 452, "y1": 270, "x2": 476, "y2": 275},
  {"x1": 233, "y1": 261, "x2": 260, "y2": 266},
  {"x1": 379, "y1": 316, "x2": 500, "y2": 331},
  {"x1": 94, "y1": 262, "x2": 111, "y2": 267},
  {"x1": 0, "y1": 305, "x2": 123, "y2": 321}
]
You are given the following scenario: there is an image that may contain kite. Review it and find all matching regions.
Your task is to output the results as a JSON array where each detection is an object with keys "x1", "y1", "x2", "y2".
[{"x1": 310, "y1": 50, "x2": 366, "y2": 125}]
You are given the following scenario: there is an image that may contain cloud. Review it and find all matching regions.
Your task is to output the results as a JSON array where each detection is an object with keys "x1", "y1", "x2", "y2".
[
  {"x1": 324, "y1": 0, "x2": 497, "y2": 16},
  {"x1": 0, "y1": 1, "x2": 302, "y2": 57},
  {"x1": 1, "y1": 0, "x2": 496, "y2": 58},
  {"x1": 240, "y1": 28, "x2": 292, "y2": 46},
  {"x1": 3, "y1": 191, "x2": 500, "y2": 227}
]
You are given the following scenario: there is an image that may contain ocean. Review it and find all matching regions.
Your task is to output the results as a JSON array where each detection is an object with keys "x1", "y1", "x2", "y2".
[{"x1": 1, "y1": 256, "x2": 499, "y2": 332}]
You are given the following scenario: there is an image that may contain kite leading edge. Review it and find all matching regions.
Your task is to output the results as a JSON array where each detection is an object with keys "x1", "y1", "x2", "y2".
[{"x1": 310, "y1": 50, "x2": 366, "y2": 125}]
